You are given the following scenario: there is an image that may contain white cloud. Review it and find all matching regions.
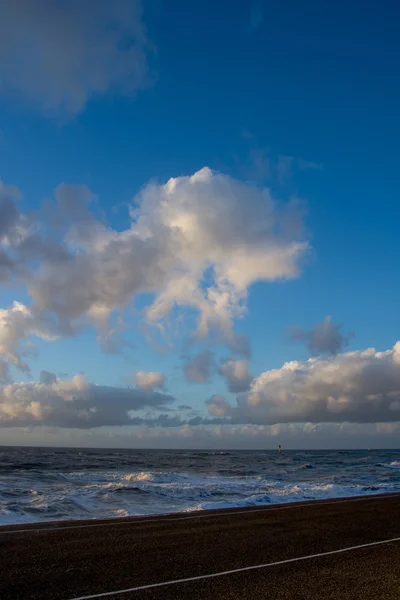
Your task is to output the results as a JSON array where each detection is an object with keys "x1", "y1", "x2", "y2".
[
  {"x1": 27, "y1": 168, "x2": 308, "y2": 354},
  {"x1": 287, "y1": 315, "x2": 353, "y2": 355},
  {"x1": 0, "y1": 374, "x2": 175, "y2": 428},
  {"x1": 0, "y1": 301, "x2": 58, "y2": 379},
  {"x1": 183, "y1": 350, "x2": 215, "y2": 383},
  {"x1": 0, "y1": 168, "x2": 308, "y2": 375},
  {"x1": 135, "y1": 371, "x2": 166, "y2": 391},
  {"x1": 219, "y1": 358, "x2": 253, "y2": 392},
  {"x1": 213, "y1": 341, "x2": 400, "y2": 425},
  {"x1": 0, "y1": 0, "x2": 152, "y2": 115}
]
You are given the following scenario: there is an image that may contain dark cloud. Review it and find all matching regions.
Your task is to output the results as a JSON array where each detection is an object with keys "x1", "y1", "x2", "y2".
[
  {"x1": 183, "y1": 350, "x2": 215, "y2": 383},
  {"x1": 219, "y1": 359, "x2": 253, "y2": 393},
  {"x1": 0, "y1": 374, "x2": 175, "y2": 428},
  {"x1": 39, "y1": 370, "x2": 57, "y2": 384},
  {"x1": 0, "y1": 0, "x2": 152, "y2": 115},
  {"x1": 206, "y1": 395, "x2": 232, "y2": 418},
  {"x1": 287, "y1": 315, "x2": 353, "y2": 356}
]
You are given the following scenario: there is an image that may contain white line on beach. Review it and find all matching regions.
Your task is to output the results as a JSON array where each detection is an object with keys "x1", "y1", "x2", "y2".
[
  {"x1": 1, "y1": 493, "x2": 400, "y2": 535},
  {"x1": 67, "y1": 536, "x2": 400, "y2": 599}
]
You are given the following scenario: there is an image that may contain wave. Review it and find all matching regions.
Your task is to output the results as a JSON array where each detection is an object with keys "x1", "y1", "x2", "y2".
[
  {"x1": 2, "y1": 448, "x2": 400, "y2": 525},
  {"x1": 122, "y1": 472, "x2": 192, "y2": 483},
  {"x1": 186, "y1": 482, "x2": 396, "y2": 513},
  {"x1": 378, "y1": 461, "x2": 400, "y2": 469}
]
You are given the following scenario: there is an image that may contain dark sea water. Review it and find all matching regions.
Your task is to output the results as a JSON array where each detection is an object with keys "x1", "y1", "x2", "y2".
[{"x1": 1, "y1": 446, "x2": 400, "y2": 525}]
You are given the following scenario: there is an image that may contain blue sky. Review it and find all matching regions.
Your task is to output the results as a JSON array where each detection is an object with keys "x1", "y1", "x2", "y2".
[{"x1": 0, "y1": 0, "x2": 399, "y2": 448}]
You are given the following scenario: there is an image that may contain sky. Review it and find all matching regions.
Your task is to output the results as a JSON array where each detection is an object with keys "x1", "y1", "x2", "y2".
[{"x1": 0, "y1": 0, "x2": 400, "y2": 449}]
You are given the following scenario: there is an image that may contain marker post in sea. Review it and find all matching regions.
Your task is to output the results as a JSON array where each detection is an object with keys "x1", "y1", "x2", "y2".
[{"x1": 278, "y1": 444, "x2": 281, "y2": 454}]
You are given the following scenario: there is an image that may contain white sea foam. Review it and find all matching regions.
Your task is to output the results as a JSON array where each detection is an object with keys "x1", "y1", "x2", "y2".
[{"x1": 1, "y1": 448, "x2": 400, "y2": 525}]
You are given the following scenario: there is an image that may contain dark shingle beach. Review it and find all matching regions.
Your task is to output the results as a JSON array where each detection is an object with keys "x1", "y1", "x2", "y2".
[{"x1": 1, "y1": 493, "x2": 400, "y2": 599}]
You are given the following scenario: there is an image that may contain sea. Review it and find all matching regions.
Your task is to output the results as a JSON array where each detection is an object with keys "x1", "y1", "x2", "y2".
[{"x1": 1, "y1": 446, "x2": 400, "y2": 526}]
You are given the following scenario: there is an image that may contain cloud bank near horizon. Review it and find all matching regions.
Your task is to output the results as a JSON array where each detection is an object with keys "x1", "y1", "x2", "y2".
[
  {"x1": 0, "y1": 374, "x2": 175, "y2": 428},
  {"x1": 2, "y1": 340, "x2": 400, "y2": 433},
  {"x1": 208, "y1": 342, "x2": 400, "y2": 425}
]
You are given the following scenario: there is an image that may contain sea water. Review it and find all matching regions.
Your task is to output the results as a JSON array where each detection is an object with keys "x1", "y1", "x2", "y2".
[{"x1": 1, "y1": 446, "x2": 400, "y2": 525}]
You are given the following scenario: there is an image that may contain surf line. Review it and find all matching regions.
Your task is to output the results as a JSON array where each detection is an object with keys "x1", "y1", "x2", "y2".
[
  {"x1": 2, "y1": 493, "x2": 400, "y2": 536},
  {"x1": 3, "y1": 493, "x2": 400, "y2": 536},
  {"x1": 68, "y1": 536, "x2": 400, "y2": 599}
]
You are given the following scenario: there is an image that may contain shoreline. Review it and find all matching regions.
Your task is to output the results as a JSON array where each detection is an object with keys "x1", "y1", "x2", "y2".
[
  {"x1": 1, "y1": 492, "x2": 400, "y2": 599},
  {"x1": 1, "y1": 489, "x2": 400, "y2": 532}
]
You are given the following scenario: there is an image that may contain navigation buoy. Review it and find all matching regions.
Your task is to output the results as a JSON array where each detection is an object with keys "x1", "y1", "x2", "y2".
[{"x1": 278, "y1": 444, "x2": 281, "y2": 454}]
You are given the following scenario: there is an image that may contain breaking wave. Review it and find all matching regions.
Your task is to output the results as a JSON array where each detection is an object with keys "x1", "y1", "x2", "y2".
[{"x1": 1, "y1": 447, "x2": 400, "y2": 525}]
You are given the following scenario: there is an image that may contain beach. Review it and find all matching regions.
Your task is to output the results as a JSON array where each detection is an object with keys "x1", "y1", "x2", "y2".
[{"x1": 1, "y1": 493, "x2": 400, "y2": 599}]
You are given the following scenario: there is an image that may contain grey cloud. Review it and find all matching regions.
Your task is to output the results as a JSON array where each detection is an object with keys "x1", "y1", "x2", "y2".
[
  {"x1": 0, "y1": 302, "x2": 58, "y2": 376},
  {"x1": 0, "y1": 179, "x2": 22, "y2": 281},
  {"x1": 214, "y1": 342, "x2": 400, "y2": 425},
  {"x1": 184, "y1": 350, "x2": 215, "y2": 383},
  {"x1": 219, "y1": 359, "x2": 253, "y2": 393},
  {"x1": 40, "y1": 370, "x2": 57, "y2": 384},
  {"x1": 128, "y1": 414, "x2": 224, "y2": 428},
  {"x1": 287, "y1": 315, "x2": 353, "y2": 355},
  {"x1": 0, "y1": 0, "x2": 152, "y2": 115},
  {"x1": 12, "y1": 420, "x2": 399, "y2": 450},
  {"x1": 0, "y1": 180, "x2": 71, "y2": 284},
  {"x1": 206, "y1": 395, "x2": 232, "y2": 417},
  {"x1": 17, "y1": 234, "x2": 71, "y2": 265},
  {"x1": 0, "y1": 249, "x2": 14, "y2": 282},
  {"x1": 0, "y1": 374, "x2": 175, "y2": 428},
  {"x1": 0, "y1": 358, "x2": 11, "y2": 384},
  {"x1": 226, "y1": 333, "x2": 252, "y2": 358},
  {"x1": 0, "y1": 182, "x2": 20, "y2": 240}
]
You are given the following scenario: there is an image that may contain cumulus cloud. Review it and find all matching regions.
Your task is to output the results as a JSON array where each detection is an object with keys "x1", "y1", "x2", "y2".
[
  {"x1": 135, "y1": 371, "x2": 166, "y2": 391},
  {"x1": 0, "y1": 302, "x2": 58, "y2": 378},
  {"x1": 206, "y1": 395, "x2": 232, "y2": 417},
  {"x1": 219, "y1": 358, "x2": 253, "y2": 393},
  {"x1": 212, "y1": 341, "x2": 400, "y2": 425},
  {"x1": 287, "y1": 315, "x2": 353, "y2": 355},
  {"x1": 0, "y1": 0, "x2": 152, "y2": 115},
  {"x1": 29, "y1": 168, "x2": 308, "y2": 347},
  {"x1": 183, "y1": 350, "x2": 215, "y2": 383},
  {"x1": 0, "y1": 374, "x2": 175, "y2": 428},
  {"x1": 0, "y1": 168, "x2": 308, "y2": 373}
]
